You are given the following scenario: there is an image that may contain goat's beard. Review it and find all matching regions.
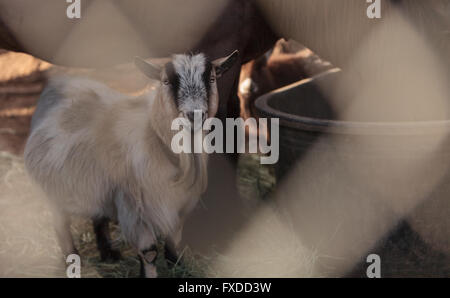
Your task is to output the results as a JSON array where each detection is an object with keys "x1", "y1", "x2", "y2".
[{"x1": 174, "y1": 132, "x2": 208, "y2": 193}]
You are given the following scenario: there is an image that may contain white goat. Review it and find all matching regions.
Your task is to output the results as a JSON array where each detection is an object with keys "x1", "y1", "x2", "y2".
[{"x1": 24, "y1": 51, "x2": 239, "y2": 277}]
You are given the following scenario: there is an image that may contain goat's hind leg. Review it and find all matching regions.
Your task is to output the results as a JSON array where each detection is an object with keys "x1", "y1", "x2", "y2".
[{"x1": 93, "y1": 217, "x2": 121, "y2": 262}]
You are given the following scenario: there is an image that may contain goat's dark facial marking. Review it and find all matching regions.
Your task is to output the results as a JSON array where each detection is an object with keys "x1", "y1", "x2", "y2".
[
  {"x1": 165, "y1": 62, "x2": 180, "y2": 101},
  {"x1": 165, "y1": 54, "x2": 212, "y2": 124},
  {"x1": 202, "y1": 61, "x2": 213, "y2": 98}
]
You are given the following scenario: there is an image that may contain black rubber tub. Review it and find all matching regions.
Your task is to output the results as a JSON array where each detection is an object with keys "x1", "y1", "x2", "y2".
[
  {"x1": 254, "y1": 68, "x2": 450, "y2": 185},
  {"x1": 254, "y1": 68, "x2": 450, "y2": 276}
]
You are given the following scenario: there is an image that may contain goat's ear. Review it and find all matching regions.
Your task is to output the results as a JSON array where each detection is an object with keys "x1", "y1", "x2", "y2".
[
  {"x1": 213, "y1": 50, "x2": 239, "y2": 78},
  {"x1": 134, "y1": 57, "x2": 161, "y2": 81}
]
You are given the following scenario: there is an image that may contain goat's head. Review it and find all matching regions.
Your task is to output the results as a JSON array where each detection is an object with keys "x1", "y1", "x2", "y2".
[{"x1": 135, "y1": 51, "x2": 239, "y2": 130}]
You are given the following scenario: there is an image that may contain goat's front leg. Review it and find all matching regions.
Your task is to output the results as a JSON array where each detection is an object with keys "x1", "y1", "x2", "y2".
[
  {"x1": 139, "y1": 244, "x2": 158, "y2": 278},
  {"x1": 92, "y1": 217, "x2": 122, "y2": 262},
  {"x1": 133, "y1": 229, "x2": 158, "y2": 278}
]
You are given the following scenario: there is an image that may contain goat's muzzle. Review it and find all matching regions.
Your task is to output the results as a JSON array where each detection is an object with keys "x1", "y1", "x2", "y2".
[{"x1": 184, "y1": 110, "x2": 206, "y2": 132}]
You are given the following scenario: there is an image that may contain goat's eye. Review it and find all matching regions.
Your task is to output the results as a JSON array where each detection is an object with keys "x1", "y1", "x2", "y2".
[{"x1": 163, "y1": 80, "x2": 170, "y2": 85}]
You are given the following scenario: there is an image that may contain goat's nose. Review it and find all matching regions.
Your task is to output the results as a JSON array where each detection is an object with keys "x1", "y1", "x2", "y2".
[
  {"x1": 186, "y1": 111, "x2": 195, "y2": 122},
  {"x1": 186, "y1": 111, "x2": 206, "y2": 123}
]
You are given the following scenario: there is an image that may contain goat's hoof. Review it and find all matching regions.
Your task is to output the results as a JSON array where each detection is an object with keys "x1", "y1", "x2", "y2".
[
  {"x1": 100, "y1": 248, "x2": 122, "y2": 262},
  {"x1": 164, "y1": 245, "x2": 181, "y2": 267},
  {"x1": 166, "y1": 255, "x2": 183, "y2": 268}
]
